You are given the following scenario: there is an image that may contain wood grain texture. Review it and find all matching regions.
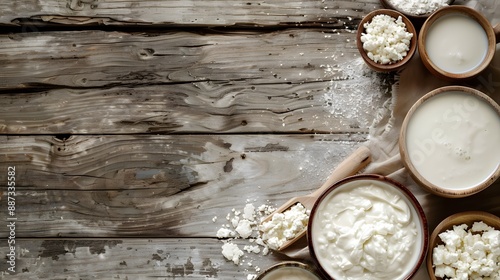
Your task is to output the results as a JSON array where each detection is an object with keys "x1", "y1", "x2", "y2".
[
  {"x1": 0, "y1": 80, "x2": 391, "y2": 134},
  {"x1": 0, "y1": 238, "x2": 285, "y2": 279},
  {"x1": 0, "y1": 0, "x2": 378, "y2": 27},
  {"x1": 0, "y1": 29, "x2": 393, "y2": 134},
  {"x1": 0, "y1": 29, "x2": 361, "y2": 89},
  {"x1": 0, "y1": 134, "x2": 367, "y2": 237}
]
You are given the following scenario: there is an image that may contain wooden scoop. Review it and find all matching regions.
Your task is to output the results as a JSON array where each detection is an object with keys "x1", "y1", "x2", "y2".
[{"x1": 260, "y1": 145, "x2": 371, "y2": 251}]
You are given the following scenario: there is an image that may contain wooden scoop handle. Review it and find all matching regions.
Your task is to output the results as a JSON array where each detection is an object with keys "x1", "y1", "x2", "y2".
[{"x1": 310, "y1": 145, "x2": 371, "y2": 198}]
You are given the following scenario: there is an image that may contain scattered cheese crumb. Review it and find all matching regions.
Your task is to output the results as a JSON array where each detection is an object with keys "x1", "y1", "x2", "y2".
[
  {"x1": 259, "y1": 203, "x2": 310, "y2": 250},
  {"x1": 216, "y1": 228, "x2": 235, "y2": 238},
  {"x1": 360, "y1": 14, "x2": 413, "y2": 64},
  {"x1": 236, "y1": 219, "x2": 253, "y2": 239},
  {"x1": 243, "y1": 204, "x2": 256, "y2": 221},
  {"x1": 432, "y1": 221, "x2": 500, "y2": 279},
  {"x1": 221, "y1": 242, "x2": 244, "y2": 265},
  {"x1": 216, "y1": 202, "x2": 276, "y2": 276},
  {"x1": 244, "y1": 245, "x2": 261, "y2": 254}
]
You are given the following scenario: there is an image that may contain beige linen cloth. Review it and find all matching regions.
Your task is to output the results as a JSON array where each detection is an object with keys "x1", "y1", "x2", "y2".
[{"x1": 282, "y1": 2, "x2": 500, "y2": 279}]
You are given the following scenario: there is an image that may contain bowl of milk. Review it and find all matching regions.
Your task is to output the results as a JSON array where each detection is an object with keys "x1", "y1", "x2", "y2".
[
  {"x1": 418, "y1": 6, "x2": 499, "y2": 80},
  {"x1": 400, "y1": 86, "x2": 500, "y2": 198},
  {"x1": 307, "y1": 174, "x2": 428, "y2": 280}
]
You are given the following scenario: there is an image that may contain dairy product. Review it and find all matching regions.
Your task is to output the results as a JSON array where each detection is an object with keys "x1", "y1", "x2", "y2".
[
  {"x1": 310, "y1": 179, "x2": 422, "y2": 280},
  {"x1": 388, "y1": 0, "x2": 449, "y2": 15},
  {"x1": 432, "y1": 221, "x2": 500, "y2": 279},
  {"x1": 259, "y1": 203, "x2": 310, "y2": 250},
  {"x1": 260, "y1": 266, "x2": 321, "y2": 280},
  {"x1": 216, "y1": 202, "x2": 275, "y2": 278},
  {"x1": 222, "y1": 242, "x2": 245, "y2": 265},
  {"x1": 405, "y1": 91, "x2": 500, "y2": 190},
  {"x1": 425, "y1": 14, "x2": 488, "y2": 74},
  {"x1": 360, "y1": 14, "x2": 413, "y2": 64}
]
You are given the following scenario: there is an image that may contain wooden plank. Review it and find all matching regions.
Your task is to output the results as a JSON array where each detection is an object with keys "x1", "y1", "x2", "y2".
[
  {"x1": 0, "y1": 134, "x2": 367, "y2": 237},
  {"x1": 0, "y1": 29, "x2": 392, "y2": 134},
  {"x1": 0, "y1": 80, "x2": 391, "y2": 134},
  {"x1": 0, "y1": 0, "x2": 378, "y2": 27},
  {"x1": 0, "y1": 238, "x2": 285, "y2": 279},
  {"x1": 0, "y1": 29, "x2": 361, "y2": 89}
]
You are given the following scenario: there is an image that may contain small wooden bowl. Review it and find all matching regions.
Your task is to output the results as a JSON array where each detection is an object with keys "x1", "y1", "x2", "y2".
[
  {"x1": 427, "y1": 211, "x2": 500, "y2": 280},
  {"x1": 418, "y1": 6, "x2": 499, "y2": 80},
  {"x1": 379, "y1": 0, "x2": 455, "y2": 27},
  {"x1": 399, "y1": 86, "x2": 500, "y2": 198},
  {"x1": 255, "y1": 261, "x2": 323, "y2": 280},
  {"x1": 356, "y1": 9, "x2": 417, "y2": 72}
]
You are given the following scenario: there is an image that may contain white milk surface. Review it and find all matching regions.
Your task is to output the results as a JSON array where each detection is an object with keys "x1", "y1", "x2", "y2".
[
  {"x1": 406, "y1": 91, "x2": 500, "y2": 190},
  {"x1": 425, "y1": 13, "x2": 489, "y2": 74}
]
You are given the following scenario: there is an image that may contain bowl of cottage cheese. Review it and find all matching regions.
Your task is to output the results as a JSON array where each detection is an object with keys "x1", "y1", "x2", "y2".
[
  {"x1": 307, "y1": 174, "x2": 428, "y2": 280},
  {"x1": 428, "y1": 211, "x2": 500, "y2": 280},
  {"x1": 356, "y1": 9, "x2": 417, "y2": 72}
]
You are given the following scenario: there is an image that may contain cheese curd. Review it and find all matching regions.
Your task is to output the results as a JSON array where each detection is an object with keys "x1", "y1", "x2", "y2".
[
  {"x1": 360, "y1": 14, "x2": 413, "y2": 64},
  {"x1": 432, "y1": 221, "x2": 500, "y2": 279},
  {"x1": 310, "y1": 179, "x2": 421, "y2": 280},
  {"x1": 387, "y1": 0, "x2": 449, "y2": 15},
  {"x1": 260, "y1": 203, "x2": 310, "y2": 250}
]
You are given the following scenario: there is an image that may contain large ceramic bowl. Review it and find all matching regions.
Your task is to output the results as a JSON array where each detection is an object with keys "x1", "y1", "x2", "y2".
[
  {"x1": 427, "y1": 211, "x2": 500, "y2": 280},
  {"x1": 308, "y1": 174, "x2": 428, "y2": 280},
  {"x1": 399, "y1": 86, "x2": 500, "y2": 198}
]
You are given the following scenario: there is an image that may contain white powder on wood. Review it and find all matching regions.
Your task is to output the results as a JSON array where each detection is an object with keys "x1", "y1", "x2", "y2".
[{"x1": 387, "y1": 0, "x2": 449, "y2": 15}]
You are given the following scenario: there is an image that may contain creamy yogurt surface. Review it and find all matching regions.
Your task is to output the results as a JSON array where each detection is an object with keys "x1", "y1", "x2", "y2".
[
  {"x1": 260, "y1": 266, "x2": 320, "y2": 280},
  {"x1": 425, "y1": 13, "x2": 488, "y2": 74},
  {"x1": 406, "y1": 91, "x2": 500, "y2": 190},
  {"x1": 311, "y1": 179, "x2": 421, "y2": 280}
]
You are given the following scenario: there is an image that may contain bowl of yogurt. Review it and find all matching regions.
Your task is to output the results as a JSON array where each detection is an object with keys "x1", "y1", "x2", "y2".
[
  {"x1": 400, "y1": 86, "x2": 500, "y2": 198},
  {"x1": 307, "y1": 174, "x2": 428, "y2": 280},
  {"x1": 256, "y1": 261, "x2": 323, "y2": 280},
  {"x1": 418, "y1": 6, "x2": 499, "y2": 80}
]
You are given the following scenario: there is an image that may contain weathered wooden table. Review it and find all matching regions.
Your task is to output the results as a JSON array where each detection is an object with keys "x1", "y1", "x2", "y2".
[{"x1": 0, "y1": 0, "x2": 498, "y2": 279}]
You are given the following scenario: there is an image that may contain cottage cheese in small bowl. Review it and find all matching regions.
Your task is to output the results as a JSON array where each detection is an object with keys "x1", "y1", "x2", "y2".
[
  {"x1": 428, "y1": 211, "x2": 500, "y2": 280},
  {"x1": 308, "y1": 174, "x2": 428, "y2": 280},
  {"x1": 356, "y1": 9, "x2": 417, "y2": 72}
]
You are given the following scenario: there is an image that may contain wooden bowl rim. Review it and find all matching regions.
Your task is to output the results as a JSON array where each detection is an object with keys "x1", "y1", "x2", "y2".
[
  {"x1": 255, "y1": 261, "x2": 323, "y2": 280},
  {"x1": 307, "y1": 174, "x2": 429, "y2": 280},
  {"x1": 426, "y1": 211, "x2": 500, "y2": 280},
  {"x1": 399, "y1": 85, "x2": 500, "y2": 198},
  {"x1": 418, "y1": 5, "x2": 497, "y2": 80},
  {"x1": 356, "y1": 9, "x2": 417, "y2": 72}
]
